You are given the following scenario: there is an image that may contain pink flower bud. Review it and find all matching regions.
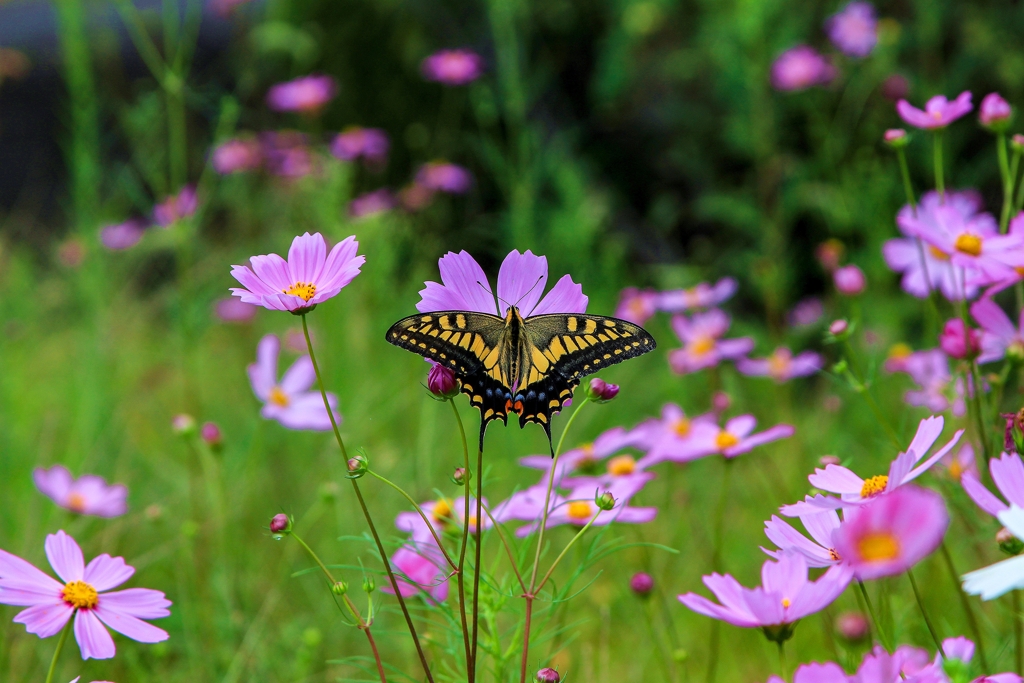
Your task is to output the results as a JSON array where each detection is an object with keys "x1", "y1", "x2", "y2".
[
  {"x1": 201, "y1": 422, "x2": 222, "y2": 447},
  {"x1": 815, "y1": 239, "x2": 844, "y2": 272},
  {"x1": 630, "y1": 572, "x2": 654, "y2": 596},
  {"x1": 1012, "y1": 134, "x2": 1024, "y2": 152},
  {"x1": 270, "y1": 513, "x2": 291, "y2": 534},
  {"x1": 829, "y1": 319, "x2": 849, "y2": 336},
  {"x1": 535, "y1": 668, "x2": 561, "y2": 683},
  {"x1": 835, "y1": 611, "x2": 869, "y2": 642},
  {"x1": 819, "y1": 455, "x2": 841, "y2": 467},
  {"x1": 587, "y1": 377, "x2": 619, "y2": 402},
  {"x1": 883, "y1": 128, "x2": 910, "y2": 148},
  {"x1": 712, "y1": 391, "x2": 731, "y2": 413},
  {"x1": 833, "y1": 265, "x2": 866, "y2": 295},
  {"x1": 939, "y1": 318, "x2": 980, "y2": 360},
  {"x1": 880, "y1": 74, "x2": 909, "y2": 102},
  {"x1": 980, "y1": 92, "x2": 1013, "y2": 130},
  {"x1": 172, "y1": 414, "x2": 196, "y2": 436},
  {"x1": 427, "y1": 361, "x2": 460, "y2": 398}
]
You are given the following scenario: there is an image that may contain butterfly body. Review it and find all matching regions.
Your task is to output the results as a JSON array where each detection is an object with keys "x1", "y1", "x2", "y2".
[{"x1": 386, "y1": 306, "x2": 656, "y2": 451}]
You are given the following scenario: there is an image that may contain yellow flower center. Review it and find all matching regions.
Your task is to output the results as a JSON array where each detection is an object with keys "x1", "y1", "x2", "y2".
[
  {"x1": 954, "y1": 233, "x2": 983, "y2": 257},
  {"x1": 781, "y1": 598, "x2": 791, "y2": 608},
  {"x1": 859, "y1": 475, "x2": 888, "y2": 498},
  {"x1": 284, "y1": 281, "x2": 317, "y2": 302},
  {"x1": 66, "y1": 493, "x2": 87, "y2": 513},
  {"x1": 948, "y1": 460, "x2": 963, "y2": 481},
  {"x1": 467, "y1": 514, "x2": 478, "y2": 530},
  {"x1": 567, "y1": 501, "x2": 593, "y2": 521},
  {"x1": 857, "y1": 532, "x2": 901, "y2": 562},
  {"x1": 932, "y1": 110, "x2": 943, "y2": 121},
  {"x1": 715, "y1": 431, "x2": 740, "y2": 450},
  {"x1": 768, "y1": 351, "x2": 792, "y2": 378},
  {"x1": 828, "y1": 548, "x2": 841, "y2": 561},
  {"x1": 888, "y1": 343, "x2": 912, "y2": 360},
  {"x1": 607, "y1": 455, "x2": 636, "y2": 476},
  {"x1": 62, "y1": 580, "x2": 98, "y2": 610},
  {"x1": 689, "y1": 336, "x2": 716, "y2": 356},
  {"x1": 628, "y1": 299, "x2": 647, "y2": 316},
  {"x1": 269, "y1": 386, "x2": 290, "y2": 407},
  {"x1": 432, "y1": 498, "x2": 452, "y2": 523},
  {"x1": 1016, "y1": 267, "x2": 1024, "y2": 277},
  {"x1": 673, "y1": 418, "x2": 691, "y2": 437},
  {"x1": 927, "y1": 245, "x2": 950, "y2": 261}
]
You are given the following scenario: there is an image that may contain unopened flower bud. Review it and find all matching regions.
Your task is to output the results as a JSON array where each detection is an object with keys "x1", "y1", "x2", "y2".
[
  {"x1": 1012, "y1": 134, "x2": 1024, "y2": 153},
  {"x1": 595, "y1": 490, "x2": 616, "y2": 511},
  {"x1": 172, "y1": 413, "x2": 197, "y2": 437},
  {"x1": 451, "y1": 467, "x2": 469, "y2": 486},
  {"x1": 883, "y1": 128, "x2": 910, "y2": 148},
  {"x1": 270, "y1": 513, "x2": 291, "y2": 536},
  {"x1": 833, "y1": 265, "x2": 866, "y2": 296},
  {"x1": 346, "y1": 454, "x2": 368, "y2": 479},
  {"x1": 587, "y1": 377, "x2": 620, "y2": 403},
  {"x1": 828, "y1": 319, "x2": 849, "y2": 337},
  {"x1": 630, "y1": 572, "x2": 654, "y2": 596},
  {"x1": 535, "y1": 668, "x2": 561, "y2": 683},
  {"x1": 815, "y1": 239, "x2": 844, "y2": 272},
  {"x1": 980, "y1": 92, "x2": 1013, "y2": 131},
  {"x1": 835, "y1": 611, "x2": 869, "y2": 643},
  {"x1": 939, "y1": 318, "x2": 980, "y2": 360},
  {"x1": 201, "y1": 421, "x2": 222, "y2": 449},
  {"x1": 998, "y1": 527, "x2": 1024, "y2": 556},
  {"x1": 819, "y1": 455, "x2": 841, "y2": 467},
  {"x1": 427, "y1": 361, "x2": 460, "y2": 398},
  {"x1": 880, "y1": 75, "x2": 909, "y2": 102},
  {"x1": 362, "y1": 576, "x2": 376, "y2": 593},
  {"x1": 712, "y1": 391, "x2": 731, "y2": 413},
  {"x1": 332, "y1": 580, "x2": 348, "y2": 595}
]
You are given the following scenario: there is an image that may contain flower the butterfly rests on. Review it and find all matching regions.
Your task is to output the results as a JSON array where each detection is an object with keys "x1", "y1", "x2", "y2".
[{"x1": 385, "y1": 250, "x2": 657, "y2": 452}]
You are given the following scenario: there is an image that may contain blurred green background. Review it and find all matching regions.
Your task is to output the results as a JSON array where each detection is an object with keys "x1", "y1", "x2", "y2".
[{"x1": 1, "y1": 0, "x2": 1023, "y2": 680}]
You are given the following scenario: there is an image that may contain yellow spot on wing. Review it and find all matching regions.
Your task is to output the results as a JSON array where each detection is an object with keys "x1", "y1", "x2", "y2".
[
  {"x1": 583, "y1": 319, "x2": 597, "y2": 334},
  {"x1": 470, "y1": 336, "x2": 486, "y2": 356},
  {"x1": 459, "y1": 334, "x2": 473, "y2": 349},
  {"x1": 456, "y1": 314, "x2": 467, "y2": 329},
  {"x1": 440, "y1": 330, "x2": 453, "y2": 341},
  {"x1": 563, "y1": 336, "x2": 579, "y2": 352},
  {"x1": 584, "y1": 335, "x2": 598, "y2": 345},
  {"x1": 567, "y1": 317, "x2": 578, "y2": 332},
  {"x1": 483, "y1": 346, "x2": 501, "y2": 368},
  {"x1": 439, "y1": 315, "x2": 451, "y2": 329},
  {"x1": 531, "y1": 348, "x2": 550, "y2": 373},
  {"x1": 548, "y1": 337, "x2": 566, "y2": 360}
]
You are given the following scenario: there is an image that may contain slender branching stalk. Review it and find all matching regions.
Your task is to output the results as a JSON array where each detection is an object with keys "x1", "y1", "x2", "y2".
[
  {"x1": 908, "y1": 568, "x2": 945, "y2": 657},
  {"x1": 44, "y1": 615, "x2": 75, "y2": 683}
]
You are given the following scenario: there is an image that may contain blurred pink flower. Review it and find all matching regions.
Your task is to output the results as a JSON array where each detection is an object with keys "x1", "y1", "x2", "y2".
[
  {"x1": 939, "y1": 443, "x2": 977, "y2": 483},
  {"x1": 399, "y1": 182, "x2": 434, "y2": 211},
  {"x1": 885, "y1": 348, "x2": 968, "y2": 416},
  {"x1": 100, "y1": 220, "x2": 145, "y2": 251},
  {"x1": 230, "y1": 232, "x2": 364, "y2": 312},
  {"x1": 213, "y1": 297, "x2": 258, "y2": 323},
  {"x1": 416, "y1": 162, "x2": 472, "y2": 194},
  {"x1": 825, "y1": 2, "x2": 878, "y2": 58},
  {"x1": 897, "y1": 92, "x2": 973, "y2": 130},
  {"x1": 211, "y1": 137, "x2": 262, "y2": 174},
  {"x1": 884, "y1": 128, "x2": 908, "y2": 145},
  {"x1": 266, "y1": 75, "x2": 337, "y2": 114},
  {"x1": 33, "y1": 466, "x2": 127, "y2": 518},
  {"x1": 766, "y1": 661, "x2": 847, "y2": 683},
  {"x1": 514, "y1": 474, "x2": 657, "y2": 536},
  {"x1": 615, "y1": 287, "x2": 659, "y2": 325},
  {"x1": 668, "y1": 309, "x2": 754, "y2": 375},
  {"x1": 770, "y1": 46, "x2": 836, "y2": 92},
  {"x1": 260, "y1": 131, "x2": 314, "y2": 178},
  {"x1": 632, "y1": 404, "x2": 719, "y2": 467},
  {"x1": 679, "y1": 553, "x2": 852, "y2": 629},
  {"x1": 685, "y1": 415, "x2": 795, "y2": 460},
  {"x1": 789, "y1": 298, "x2": 824, "y2": 327},
  {"x1": 421, "y1": 49, "x2": 484, "y2": 85},
  {"x1": 658, "y1": 277, "x2": 737, "y2": 313},
  {"x1": 0, "y1": 530, "x2": 171, "y2": 660},
  {"x1": 247, "y1": 334, "x2": 340, "y2": 431},
  {"x1": 971, "y1": 298, "x2": 1024, "y2": 363},
  {"x1": 980, "y1": 93, "x2": 1013, "y2": 129},
  {"x1": 350, "y1": 189, "x2": 397, "y2": 218},
  {"x1": 962, "y1": 451, "x2": 1024, "y2": 519},
  {"x1": 383, "y1": 547, "x2": 449, "y2": 602},
  {"x1": 938, "y1": 318, "x2": 980, "y2": 360},
  {"x1": 833, "y1": 264, "x2": 866, "y2": 295},
  {"x1": 330, "y1": 127, "x2": 389, "y2": 165},
  {"x1": 153, "y1": 185, "x2": 197, "y2": 227},
  {"x1": 736, "y1": 347, "x2": 823, "y2": 382},
  {"x1": 832, "y1": 484, "x2": 948, "y2": 580},
  {"x1": 519, "y1": 426, "x2": 643, "y2": 486}
]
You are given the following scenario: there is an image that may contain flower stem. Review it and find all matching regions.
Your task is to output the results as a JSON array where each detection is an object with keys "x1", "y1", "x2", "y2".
[
  {"x1": 44, "y1": 615, "x2": 74, "y2": 683},
  {"x1": 857, "y1": 580, "x2": 890, "y2": 652},
  {"x1": 940, "y1": 541, "x2": 988, "y2": 671},
  {"x1": 367, "y1": 470, "x2": 458, "y2": 571},
  {"x1": 896, "y1": 147, "x2": 918, "y2": 214},
  {"x1": 705, "y1": 458, "x2": 734, "y2": 683},
  {"x1": 777, "y1": 640, "x2": 789, "y2": 682},
  {"x1": 908, "y1": 568, "x2": 944, "y2": 658},
  {"x1": 300, "y1": 314, "x2": 433, "y2": 683},
  {"x1": 933, "y1": 130, "x2": 945, "y2": 202},
  {"x1": 451, "y1": 400, "x2": 474, "y2": 675},
  {"x1": 999, "y1": 133, "x2": 1014, "y2": 233},
  {"x1": 1014, "y1": 589, "x2": 1023, "y2": 675},
  {"x1": 470, "y1": 440, "x2": 484, "y2": 679}
]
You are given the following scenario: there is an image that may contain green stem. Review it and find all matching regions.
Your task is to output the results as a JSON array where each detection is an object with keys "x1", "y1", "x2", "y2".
[
  {"x1": 300, "y1": 314, "x2": 433, "y2": 683},
  {"x1": 896, "y1": 147, "x2": 917, "y2": 213},
  {"x1": 934, "y1": 130, "x2": 945, "y2": 202},
  {"x1": 367, "y1": 470, "x2": 458, "y2": 571},
  {"x1": 470, "y1": 441, "x2": 484, "y2": 679},
  {"x1": 857, "y1": 580, "x2": 890, "y2": 652},
  {"x1": 970, "y1": 360, "x2": 992, "y2": 463},
  {"x1": 940, "y1": 542, "x2": 988, "y2": 671},
  {"x1": 44, "y1": 615, "x2": 74, "y2": 683},
  {"x1": 535, "y1": 510, "x2": 601, "y2": 593},
  {"x1": 705, "y1": 459, "x2": 734, "y2": 683},
  {"x1": 908, "y1": 568, "x2": 944, "y2": 658},
  {"x1": 777, "y1": 641, "x2": 789, "y2": 682},
  {"x1": 1015, "y1": 589, "x2": 1023, "y2": 676},
  {"x1": 451, "y1": 400, "x2": 474, "y2": 674},
  {"x1": 999, "y1": 133, "x2": 1013, "y2": 233}
]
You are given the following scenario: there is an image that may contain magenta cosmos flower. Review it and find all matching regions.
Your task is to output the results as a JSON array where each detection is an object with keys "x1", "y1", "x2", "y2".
[
  {"x1": 266, "y1": 74, "x2": 337, "y2": 114},
  {"x1": 416, "y1": 249, "x2": 587, "y2": 316},
  {"x1": 330, "y1": 127, "x2": 389, "y2": 165},
  {"x1": 248, "y1": 334, "x2": 340, "y2": 431},
  {"x1": 833, "y1": 264, "x2": 866, "y2": 295},
  {"x1": 683, "y1": 415, "x2": 795, "y2": 460},
  {"x1": 897, "y1": 92, "x2": 973, "y2": 130},
  {"x1": 962, "y1": 451, "x2": 1024, "y2": 519},
  {"x1": 971, "y1": 298, "x2": 1024, "y2": 363},
  {"x1": 615, "y1": 287, "x2": 659, "y2": 325},
  {"x1": 211, "y1": 137, "x2": 262, "y2": 174},
  {"x1": 0, "y1": 530, "x2": 171, "y2": 660},
  {"x1": 737, "y1": 347, "x2": 823, "y2": 382},
  {"x1": 416, "y1": 161, "x2": 472, "y2": 194},
  {"x1": 979, "y1": 93, "x2": 1013, "y2": 129},
  {"x1": 764, "y1": 509, "x2": 843, "y2": 569},
  {"x1": 259, "y1": 131, "x2": 314, "y2": 178},
  {"x1": 939, "y1": 318, "x2": 981, "y2": 360},
  {"x1": 385, "y1": 546, "x2": 450, "y2": 601},
  {"x1": 632, "y1": 404, "x2": 719, "y2": 467},
  {"x1": 153, "y1": 185, "x2": 197, "y2": 227},
  {"x1": 787, "y1": 416, "x2": 962, "y2": 512},
  {"x1": 230, "y1": 232, "x2": 364, "y2": 313},
  {"x1": 825, "y1": 2, "x2": 878, "y2": 58},
  {"x1": 421, "y1": 49, "x2": 484, "y2": 85},
  {"x1": 668, "y1": 309, "x2": 754, "y2": 375},
  {"x1": 766, "y1": 662, "x2": 848, "y2": 683},
  {"x1": 100, "y1": 220, "x2": 145, "y2": 251},
  {"x1": 657, "y1": 277, "x2": 737, "y2": 313},
  {"x1": 515, "y1": 474, "x2": 657, "y2": 536},
  {"x1": 884, "y1": 347, "x2": 967, "y2": 416},
  {"x1": 34, "y1": 466, "x2": 127, "y2": 518},
  {"x1": 679, "y1": 553, "x2": 852, "y2": 630},
  {"x1": 770, "y1": 46, "x2": 836, "y2": 92},
  {"x1": 832, "y1": 484, "x2": 948, "y2": 580}
]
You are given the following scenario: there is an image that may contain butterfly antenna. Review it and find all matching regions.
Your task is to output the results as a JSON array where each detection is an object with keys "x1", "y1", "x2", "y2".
[
  {"x1": 513, "y1": 276, "x2": 545, "y2": 308},
  {"x1": 477, "y1": 280, "x2": 510, "y2": 310}
]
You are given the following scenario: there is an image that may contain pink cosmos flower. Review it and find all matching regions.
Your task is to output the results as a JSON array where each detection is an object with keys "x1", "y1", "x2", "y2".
[
  {"x1": 736, "y1": 347, "x2": 823, "y2": 382},
  {"x1": 33, "y1": 466, "x2": 127, "y2": 518},
  {"x1": 884, "y1": 128, "x2": 909, "y2": 145},
  {"x1": 260, "y1": 131, "x2": 314, "y2": 178},
  {"x1": 980, "y1": 93, "x2": 1013, "y2": 129},
  {"x1": 885, "y1": 348, "x2": 967, "y2": 416},
  {"x1": 153, "y1": 185, "x2": 197, "y2": 227},
  {"x1": 384, "y1": 547, "x2": 449, "y2": 602},
  {"x1": 213, "y1": 297, "x2": 258, "y2": 323},
  {"x1": 771, "y1": 46, "x2": 836, "y2": 92},
  {"x1": 764, "y1": 509, "x2": 843, "y2": 568},
  {"x1": 330, "y1": 127, "x2": 389, "y2": 165},
  {"x1": 971, "y1": 298, "x2": 1024, "y2": 364},
  {"x1": 657, "y1": 277, "x2": 737, "y2": 313},
  {"x1": 766, "y1": 662, "x2": 848, "y2": 683},
  {"x1": 962, "y1": 451, "x2": 1024, "y2": 519},
  {"x1": 100, "y1": 220, "x2": 145, "y2": 251},
  {"x1": 679, "y1": 553, "x2": 852, "y2": 629},
  {"x1": 902, "y1": 637, "x2": 1023, "y2": 683},
  {"x1": 668, "y1": 309, "x2": 754, "y2": 375},
  {"x1": 514, "y1": 474, "x2": 657, "y2": 536},
  {"x1": 939, "y1": 318, "x2": 981, "y2": 359},
  {"x1": 939, "y1": 443, "x2": 977, "y2": 483},
  {"x1": 789, "y1": 298, "x2": 824, "y2": 327},
  {"x1": 631, "y1": 404, "x2": 720, "y2": 467},
  {"x1": 211, "y1": 137, "x2": 262, "y2": 174},
  {"x1": 683, "y1": 415, "x2": 795, "y2": 460},
  {"x1": 349, "y1": 189, "x2": 397, "y2": 218},
  {"x1": 230, "y1": 232, "x2": 365, "y2": 313},
  {"x1": 825, "y1": 2, "x2": 878, "y2": 58},
  {"x1": 421, "y1": 49, "x2": 484, "y2": 85},
  {"x1": 832, "y1": 485, "x2": 948, "y2": 580},
  {"x1": 975, "y1": 212, "x2": 1024, "y2": 296},
  {"x1": 416, "y1": 249, "x2": 587, "y2": 317},
  {"x1": 785, "y1": 416, "x2": 962, "y2": 512},
  {"x1": 897, "y1": 92, "x2": 974, "y2": 130},
  {"x1": 834, "y1": 265, "x2": 866, "y2": 295},
  {"x1": 615, "y1": 287, "x2": 659, "y2": 325},
  {"x1": 491, "y1": 484, "x2": 565, "y2": 524},
  {"x1": 247, "y1": 334, "x2": 340, "y2": 431},
  {"x1": 266, "y1": 75, "x2": 337, "y2": 114},
  {"x1": 0, "y1": 530, "x2": 171, "y2": 660},
  {"x1": 519, "y1": 426, "x2": 643, "y2": 486},
  {"x1": 415, "y1": 162, "x2": 472, "y2": 194}
]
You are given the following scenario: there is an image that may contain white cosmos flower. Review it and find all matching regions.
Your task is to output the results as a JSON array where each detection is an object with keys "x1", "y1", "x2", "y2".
[{"x1": 962, "y1": 505, "x2": 1024, "y2": 600}]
